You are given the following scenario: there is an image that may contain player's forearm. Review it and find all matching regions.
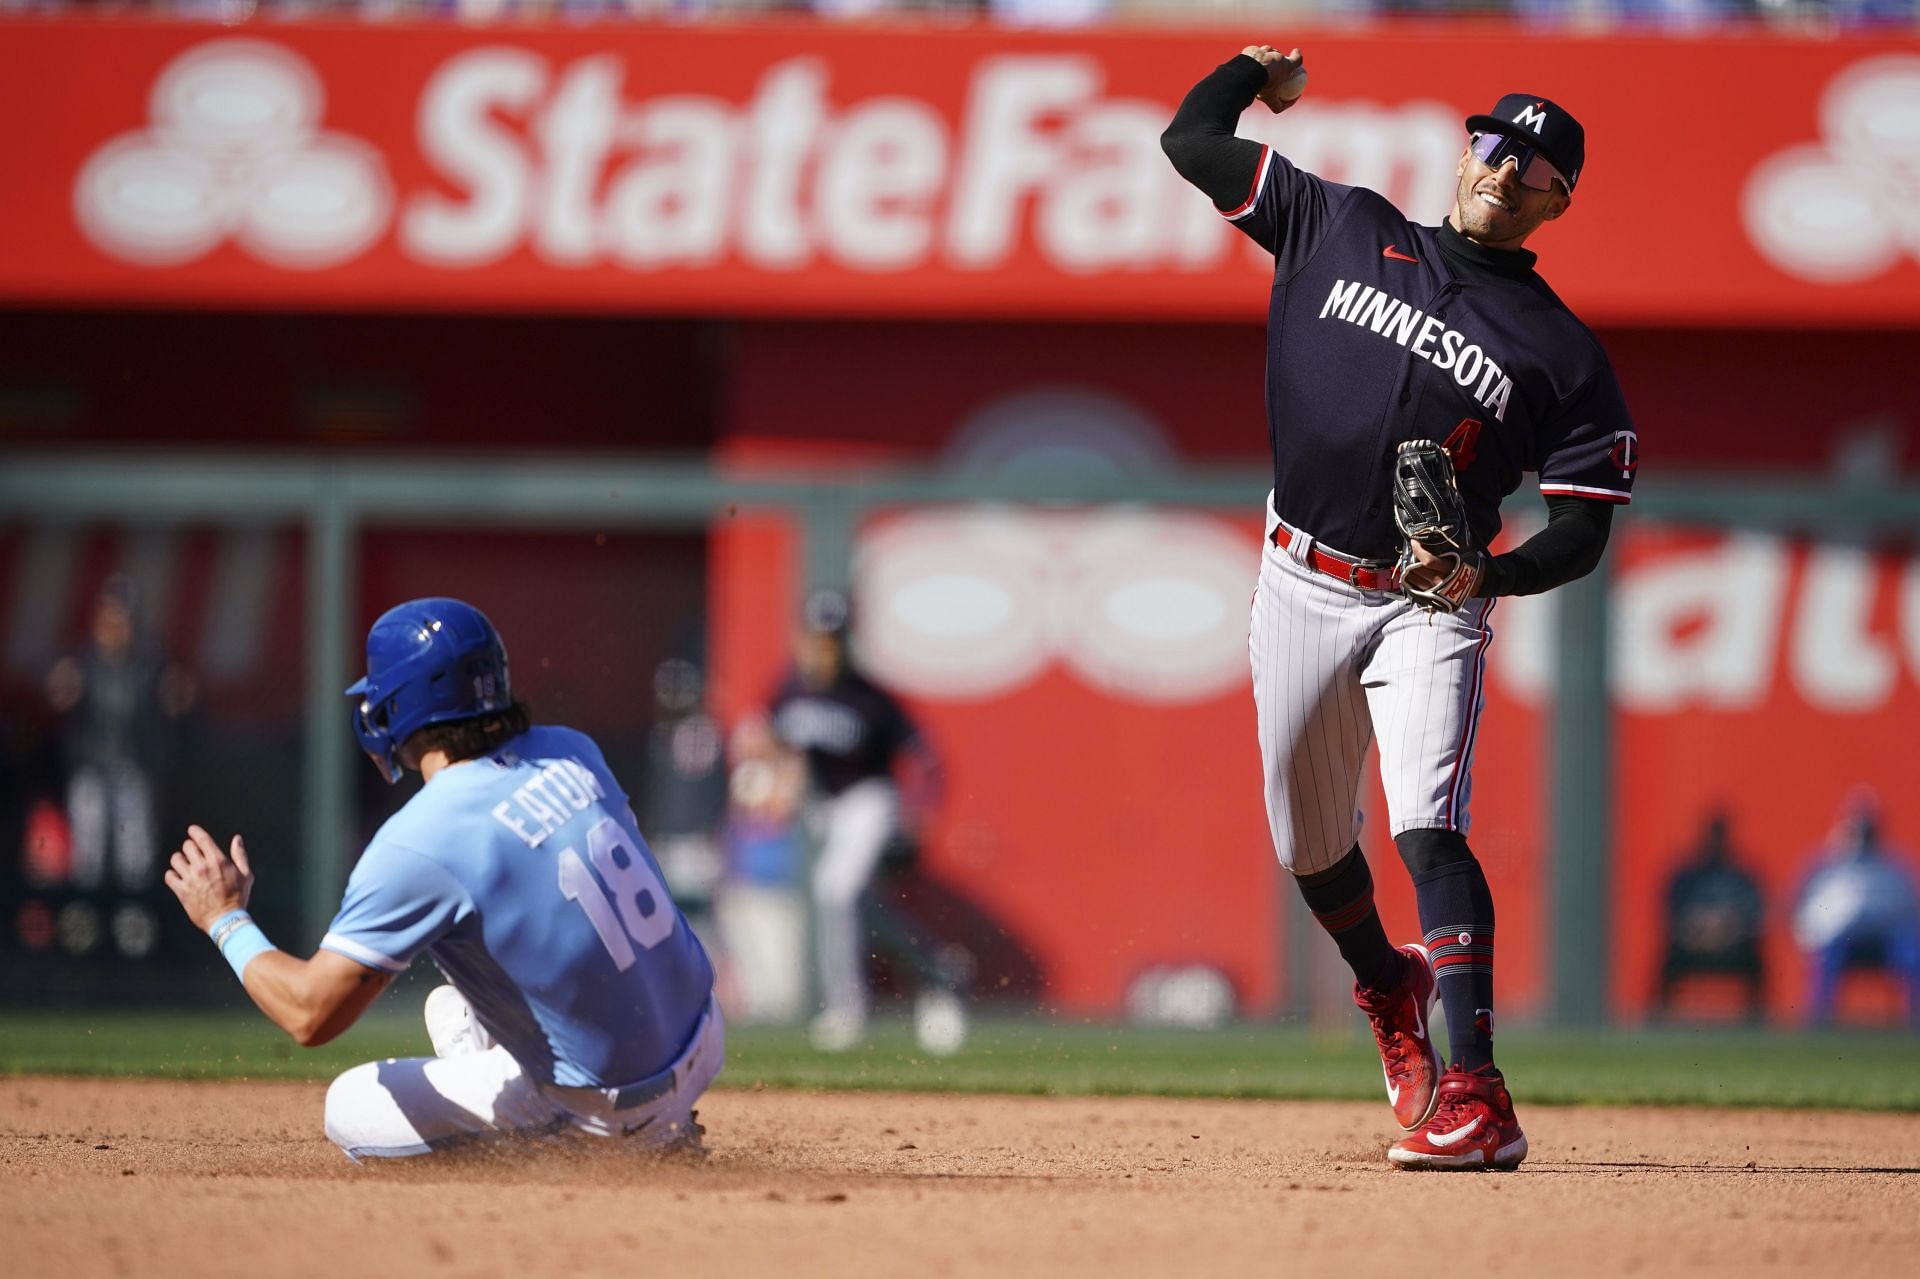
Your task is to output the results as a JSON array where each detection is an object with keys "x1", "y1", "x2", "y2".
[
  {"x1": 1160, "y1": 56, "x2": 1270, "y2": 210},
  {"x1": 239, "y1": 950, "x2": 388, "y2": 1047},
  {"x1": 1479, "y1": 495, "x2": 1615, "y2": 597}
]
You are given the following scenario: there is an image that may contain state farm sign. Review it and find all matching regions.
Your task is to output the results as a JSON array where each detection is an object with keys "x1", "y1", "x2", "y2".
[
  {"x1": 3, "y1": 19, "x2": 1916, "y2": 321},
  {"x1": 76, "y1": 39, "x2": 1455, "y2": 276}
]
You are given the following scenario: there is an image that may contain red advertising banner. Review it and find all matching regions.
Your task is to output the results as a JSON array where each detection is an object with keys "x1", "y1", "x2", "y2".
[
  {"x1": 705, "y1": 318, "x2": 1920, "y2": 1021},
  {"x1": 2, "y1": 18, "x2": 1917, "y2": 324},
  {"x1": 709, "y1": 509, "x2": 1920, "y2": 1022}
]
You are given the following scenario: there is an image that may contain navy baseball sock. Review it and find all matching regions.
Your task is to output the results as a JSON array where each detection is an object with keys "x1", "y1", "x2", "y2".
[
  {"x1": 1295, "y1": 846, "x2": 1405, "y2": 993},
  {"x1": 1412, "y1": 858, "x2": 1497, "y2": 1073}
]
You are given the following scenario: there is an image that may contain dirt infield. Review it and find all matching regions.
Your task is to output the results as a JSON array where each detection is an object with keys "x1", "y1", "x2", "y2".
[{"x1": 5, "y1": 1078, "x2": 1917, "y2": 1278}]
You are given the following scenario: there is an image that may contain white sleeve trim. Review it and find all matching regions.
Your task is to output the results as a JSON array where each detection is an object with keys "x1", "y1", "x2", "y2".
[
  {"x1": 1222, "y1": 145, "x2": 1275, "y2": 222},
  {"x1": 320, "y1": 932, "x2": 410, "y2": 973},
  {"x1": 1539, "y1": 482, "x2": 1631, "y2": 503}
]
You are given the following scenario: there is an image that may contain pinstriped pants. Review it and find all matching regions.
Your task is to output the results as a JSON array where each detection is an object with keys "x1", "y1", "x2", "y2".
[{"x1": 1251, "y1": 497, "x2": 1497, "y2": 876}]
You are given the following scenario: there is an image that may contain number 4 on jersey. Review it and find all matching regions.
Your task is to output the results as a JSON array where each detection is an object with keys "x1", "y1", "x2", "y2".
[
  {"x1": 1443, "y1": 418, "x2": 1482, "y2": 471},
  {"x1": 558, "y1": 817, "x2": 676, "y2": 971}
]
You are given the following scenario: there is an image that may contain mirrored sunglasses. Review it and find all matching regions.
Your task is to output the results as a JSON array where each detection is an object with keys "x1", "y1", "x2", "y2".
[{"x1": 1469, "y1": 131, "x2": 1568, "y2": 193}]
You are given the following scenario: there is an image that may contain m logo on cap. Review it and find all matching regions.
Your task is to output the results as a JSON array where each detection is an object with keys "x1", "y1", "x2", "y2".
[
  {"x1": 1513, "y1": 103, "x2": 1549, "y2": 133},
  {"x1": 1467, "y1": 92, "x2": 1585, "y2": 192}
]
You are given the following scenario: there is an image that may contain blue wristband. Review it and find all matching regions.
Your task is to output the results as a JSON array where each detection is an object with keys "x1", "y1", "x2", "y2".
[{"x1": 207, "y1": 908, "x2": 276, "y2": 980}]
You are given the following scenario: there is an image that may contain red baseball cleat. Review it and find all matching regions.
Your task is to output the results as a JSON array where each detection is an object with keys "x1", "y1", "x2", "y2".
[
  {"x1": 1354, "y1": 943, "x2": 1441, "y2": 1131},
  {"x1": 1388, "y1": 1068, "x2": 1529, "y2": 1170}
]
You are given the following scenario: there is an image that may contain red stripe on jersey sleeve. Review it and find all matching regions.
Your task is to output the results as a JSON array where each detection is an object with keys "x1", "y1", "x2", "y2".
[
  {"x1": 1221, "y1": 146, "x2": 1274, "y2": 221},
  {"x1": 1538, "y1": 483, "x2": 1632, "y2": 503}
]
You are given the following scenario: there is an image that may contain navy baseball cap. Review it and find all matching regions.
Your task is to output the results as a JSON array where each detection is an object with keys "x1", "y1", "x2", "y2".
[
  {"x1": 803, "y1": 588, "x2": 852, "y2": 636},
  {"x1": 1465, "y1": 93, "x2": 1585, "y2": 192}
]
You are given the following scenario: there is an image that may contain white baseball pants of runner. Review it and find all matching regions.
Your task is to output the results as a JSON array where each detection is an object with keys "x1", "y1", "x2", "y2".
[
  {"x1": 1251, "y1": 498, "x2": 1497, "y2": 876},
  {"x1": 323, "y1": 985, "x2": 724, "y2": 1161},
  {"x1": 809, "y1": 777, "x2": 901, "y2": 1022}
]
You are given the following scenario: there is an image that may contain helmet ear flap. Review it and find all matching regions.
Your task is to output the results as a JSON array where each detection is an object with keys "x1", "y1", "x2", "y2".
[{"x1": 352, "y1": 689, "x2": 404, "y2": 784}]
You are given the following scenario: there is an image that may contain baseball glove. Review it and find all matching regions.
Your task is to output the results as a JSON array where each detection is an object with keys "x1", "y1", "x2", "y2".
[{"x1": 1391, "y1": 439, "x2": 1483, "y2": 615}]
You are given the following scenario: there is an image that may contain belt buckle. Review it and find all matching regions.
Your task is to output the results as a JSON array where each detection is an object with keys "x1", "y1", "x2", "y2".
[{"x1": 1347, "y1": 560, "x2": 1365, "y2": 587}]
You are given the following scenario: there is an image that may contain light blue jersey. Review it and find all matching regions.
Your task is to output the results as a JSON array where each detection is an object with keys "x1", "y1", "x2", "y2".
[{"x1": 322, "y1": 725, "x2": 715, "y2": 1089}]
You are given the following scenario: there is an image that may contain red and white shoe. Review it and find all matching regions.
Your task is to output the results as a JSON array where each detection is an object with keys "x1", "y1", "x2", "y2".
[
  {"x1": 1353, "y1": 943, "x2": 1441, "y2": 1131},
  {"x1": 1388, "y1": 1068, "x2": 1528, "y2": 1171}
]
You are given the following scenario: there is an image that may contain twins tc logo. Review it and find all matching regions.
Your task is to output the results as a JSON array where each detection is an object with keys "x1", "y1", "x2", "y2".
[
  {"x1": 74, "y1": 39, "x2": 392, "y2": 269},
  {"x1": 1610, "y1": 429, "x2": 1639, "y2": 479}
]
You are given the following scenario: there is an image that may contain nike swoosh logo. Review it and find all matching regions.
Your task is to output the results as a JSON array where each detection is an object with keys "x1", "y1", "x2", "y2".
[
  {"x1": 1410, "y1": 1003, "x2": 1425, "y2": 1040},
  {"x1": 1427, "y1": 1116, "x2": 1483, "y2": 1148},
  {"x1": 1383, "y1": 244, "x2": 1419, "y2": 263}
]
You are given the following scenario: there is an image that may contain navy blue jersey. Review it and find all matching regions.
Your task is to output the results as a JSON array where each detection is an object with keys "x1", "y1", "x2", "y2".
[
  {"x1": 1225, "y1": 146, "x2": 1637, "y2": 560},
  {"x1": 770, "y1": 669, "x2": 918, "y2": 797}
]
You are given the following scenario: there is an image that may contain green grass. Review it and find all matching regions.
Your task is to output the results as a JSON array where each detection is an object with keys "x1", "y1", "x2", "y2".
[{"x1": 2, "y1": 1008, "x2": 1916, "y2": 1110}]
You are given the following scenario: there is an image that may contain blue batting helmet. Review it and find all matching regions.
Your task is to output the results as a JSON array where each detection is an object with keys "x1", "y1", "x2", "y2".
[{"x1": 346, "y1": 597, "x2": 511, "y2": 783}]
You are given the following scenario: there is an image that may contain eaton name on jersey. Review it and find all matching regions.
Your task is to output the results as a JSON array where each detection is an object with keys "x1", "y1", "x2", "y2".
[
  {"x1": 488, "y1": 755, "x2": 608, "y2": 848},
  {"x1": 1320, "y1": 280, "x2": 1515, "y2": 422}
]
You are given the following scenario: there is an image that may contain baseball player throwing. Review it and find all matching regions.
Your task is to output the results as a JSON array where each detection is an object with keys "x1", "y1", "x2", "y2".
[
  {"x1": 1163, "y1": 48, "x2": 1637, "y2": 1169},
  {"x1": 164, "y1": 597, "x2": 722, "y2": 1160}
]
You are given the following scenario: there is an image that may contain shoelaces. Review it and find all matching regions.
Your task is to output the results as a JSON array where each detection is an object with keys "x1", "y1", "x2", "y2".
[{"x1": 1358, "y1": 983, "x2": 1420, "y2": 1080}]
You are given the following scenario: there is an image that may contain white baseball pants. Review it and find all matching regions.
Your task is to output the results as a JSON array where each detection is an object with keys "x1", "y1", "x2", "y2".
[
  {"x1": 66, "y1": 761, "x2": 156, "y2": 892},
  {"x1": 715, "y1": 882, "x2": 809, "y2": 1024},
  {"x1": 809, "y1": 777, "x2": 901, "y2": 1022},
  {"x1": 323, "y1": 985, "x2": 724, "y2": 1161},
  {"x1": 1251, "y1": 499, "x2": 1497, "y2": 876}
]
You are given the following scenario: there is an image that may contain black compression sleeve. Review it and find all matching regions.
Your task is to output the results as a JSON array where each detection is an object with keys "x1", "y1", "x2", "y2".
[
  {"x1": 1160, "y1": 55, "x2": 1272, "y2": 211},
  {"x1": 1478, "y1": 495, "x2": 1616, "y2": 597}
]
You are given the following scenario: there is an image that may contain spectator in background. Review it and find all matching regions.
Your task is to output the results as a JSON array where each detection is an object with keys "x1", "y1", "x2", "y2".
[
  {"x1": 640, "y1": 657, "x2": 729, "y2": 936},
  {"x1": 1653, "y1": 808, "x2": 1766, "y2": 1023},
  {"x1": 45, "y1": 577, "x2": 195, "y2": 955},
  {"x1": 1792, "y1": 788, "x2": 1920, "y2": 1028},
  {"x1": 712, "y1": 713, "x2": 810, "y2": 1025},
  {"x1": 770, "y1": 588, "x2": 966, "y2": 1054}
]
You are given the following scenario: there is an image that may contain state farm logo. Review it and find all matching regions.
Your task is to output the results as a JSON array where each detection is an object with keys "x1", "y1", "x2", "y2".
[
  {"x1": 1742, "y1": 54, "x2": 1920, "y2": 283},
  {"x1": 75, "y1": 40, "x2": 392, "y2": 268}
]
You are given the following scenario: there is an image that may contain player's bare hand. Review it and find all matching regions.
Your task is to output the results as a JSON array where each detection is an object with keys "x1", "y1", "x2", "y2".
[
  {"x1": 1400, "y1": 540, "x2": 1485, "y2": 612},
  {"x1": 1401, "y1": 539, "x2": 1449, "y2": 592},
  {"x1": 46, "y1": 656, "x2": 84, "y2": 712},
  {"x1": 165, "y1": 824, "x2": 255, "y2": 930},
  {"x1": 1244, "y1": 46, "x2": 1306, "y2": 114}
]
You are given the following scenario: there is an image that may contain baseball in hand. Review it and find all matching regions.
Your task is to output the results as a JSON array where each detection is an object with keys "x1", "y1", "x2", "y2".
[{"x1": 1252, "y1": 47, "x2": 1307, "y2": 114}]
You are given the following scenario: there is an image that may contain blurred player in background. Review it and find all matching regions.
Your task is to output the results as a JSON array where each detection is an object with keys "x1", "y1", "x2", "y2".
[
  {"x1": 1793, "y1": 788, "x2": 1920, "y2": 1028},
  {"x1": 1653, "y1": 809, "x2": 1766, "y2": 1024},
  {"x1": 164, "y1": 597, "x2": 721, "y2": 1160},
  {"x1": 46, "y1": 575, "x2": 196, "y2": 957},
  {"x1": 712, "y1": 712, "x2": 810, "y2": 1026},
  {"x1": 770, "y1": 588, "x2": 967, "y2": 1055},
  {"x1": 641, "y1": 657, "x2": 729, "y2": 934}
]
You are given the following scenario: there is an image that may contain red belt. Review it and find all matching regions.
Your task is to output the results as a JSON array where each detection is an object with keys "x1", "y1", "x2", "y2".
[{"x1": 1269, "y1": 523, "x2": 1398, "y2": 591}]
